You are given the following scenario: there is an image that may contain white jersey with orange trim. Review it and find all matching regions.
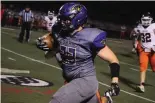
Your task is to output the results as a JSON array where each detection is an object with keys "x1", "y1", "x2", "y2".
[
  {"x1": 44, "y1": 16, "x2": 57, "y2": 32},
  {"x1": 136, "y1": 23, "x2": 155, "y2": 52}
]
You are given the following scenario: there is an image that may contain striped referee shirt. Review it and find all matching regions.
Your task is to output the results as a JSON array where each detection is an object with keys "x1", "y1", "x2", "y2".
[{"x1": 19, "y1": 10, "x2": 34, "y2": 22}]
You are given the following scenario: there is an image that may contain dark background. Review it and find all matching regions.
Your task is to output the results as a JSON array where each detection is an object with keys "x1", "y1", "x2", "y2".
[{"x1": 2, "y1": 1, "x2": 155, "y2": 26}]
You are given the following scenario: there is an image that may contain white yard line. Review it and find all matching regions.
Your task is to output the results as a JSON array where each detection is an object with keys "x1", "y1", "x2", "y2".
[
  {"x1": 2, "y1": 31, "x2": 35, "y2": 42},
  {"x1": 2, "y1": 31, "x2": 152, "y2": 72},
  {"x1": 1, "y1": 68, "x2": 30, "y2": 74},
  {"x1": 1, "y1": 47, "x2": 155, "y2": 103},
  {"x1": 1, "y1": 27, "x2": 15, "y2": 31},
  {"x1": 108, "y1": 39, "x2": 123, "y2": 43},
  {"x1": 98, "y1": 82, "x2": 155, "y2": 103},
  {"x1": 129, "y1": 68, "x2": 139, "y2": 72},
  {"x1": 120, "y1": 61, "x2": 152, "y2": 71},
  {"x1": 130, "y1": 68, "x2": 152, "y2": 72},
  {"x1": 2, "y1": 32, "x2": 11, "y2": 35},
  {"x1": 8, "y1": 57, "x2": 16, "y2": 61},
  {"x1": 2, "y1": 32, "x2": 19, "y2": 38}
]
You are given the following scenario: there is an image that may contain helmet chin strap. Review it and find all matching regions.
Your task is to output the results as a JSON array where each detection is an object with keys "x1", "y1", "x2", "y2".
[{"x1": 70, "y1": 26, "x2": 83, "y2": 36}]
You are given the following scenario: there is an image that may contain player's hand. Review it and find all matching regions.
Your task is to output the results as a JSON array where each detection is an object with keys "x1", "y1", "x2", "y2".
[
  {"x1": 103, "y1": 83, "x2": 120, "y2": 103},
  {"x1": 36, "y1": 37, "x2": 50, "y2": 51},
  {"x1": 103, "y1": 92, "x2": 113, "y2": 103},
  {"x1": 104, "y1": 83, "x2": 120, "y2": 97}
]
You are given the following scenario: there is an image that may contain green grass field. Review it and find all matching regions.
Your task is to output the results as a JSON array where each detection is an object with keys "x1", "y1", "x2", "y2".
[{"x1": 1, "y1": 27, "x2": 155, "y2": 103}]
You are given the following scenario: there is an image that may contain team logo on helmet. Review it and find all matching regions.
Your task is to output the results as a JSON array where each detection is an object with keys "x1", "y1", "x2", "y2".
[{"x1": 71, "y1": 4, "x2": 82, "y2": 12}]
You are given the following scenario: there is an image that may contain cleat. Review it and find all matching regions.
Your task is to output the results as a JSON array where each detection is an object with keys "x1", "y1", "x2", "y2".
[
  {"x1": 132, "y1": 48, "x2": 136, "y2": 53},
  {"x1": 136, "y1": 85, "x2": 145, "y2": 93}
]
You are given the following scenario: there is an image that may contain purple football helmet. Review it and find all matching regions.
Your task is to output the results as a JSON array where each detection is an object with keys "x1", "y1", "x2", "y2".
[{"x1": 58, "y1": 2, "x2": 87, "y2": 31}]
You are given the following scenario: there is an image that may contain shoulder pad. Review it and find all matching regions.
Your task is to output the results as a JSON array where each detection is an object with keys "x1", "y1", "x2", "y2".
[
  {"x1": 81, "y1": 28, "x2": 106, "y2": 42},
  {"x1": 44, "y1": 16, "x2": 48, "y2": 21},
  {"x1": 150, "y1": 23, "x2": 155, "y2": 27}
]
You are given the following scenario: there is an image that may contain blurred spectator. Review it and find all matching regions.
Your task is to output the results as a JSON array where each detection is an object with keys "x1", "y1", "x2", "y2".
[
  {"x1": 6, "y1": 11, "x2": 14, "y2": 26},
  {"x1": 1, "y1": 4, "x2": 5, "y2": 20},
  {"x1": 1, "y1": 4, "x2": 7, "y2": 27},
  {"x1": 32, "y1": 16, "x2": 39, "y2": 31},
  {"x1": 2, "y1": 3, "x2": 135, "y2": 40},
  {"x1": 120, "y1": 25, "x2": 127, "y2": 40}
]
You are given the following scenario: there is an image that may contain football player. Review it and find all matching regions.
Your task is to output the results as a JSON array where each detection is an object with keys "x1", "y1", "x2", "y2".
[
  {"x1": 130, "y1": 21, "x2": 141, "y2": 54},
  {"x1": 41, "y1": 11, "x2": 57, "y2": 55},
  {"x1": 135, "y1": 12, "x2": 155, "y2": 92},
  {"x1": 44, "y1": 11, "x2": 57, "y2": 32},
  {"x1": 37, "y1": 2, "x2": 120, "y2": 103}
]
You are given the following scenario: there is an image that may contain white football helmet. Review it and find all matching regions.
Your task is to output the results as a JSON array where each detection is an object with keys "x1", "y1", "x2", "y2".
[
  {"x1": 141, "y1": 12, "x2": 153, "y2": 27},
  {"x1": 48, "y1": 11, "x2": 54, "y2": 19}
]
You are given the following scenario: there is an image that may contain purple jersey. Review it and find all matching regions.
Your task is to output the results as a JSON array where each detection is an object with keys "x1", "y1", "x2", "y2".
[{"x1": 54, "y1": 27, "x2": 107, "y2": 81}]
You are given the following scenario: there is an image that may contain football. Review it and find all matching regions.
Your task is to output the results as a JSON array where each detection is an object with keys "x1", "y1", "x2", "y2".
[{"x1": 42, "y1": 33, "x2": 54, "y2": 49}]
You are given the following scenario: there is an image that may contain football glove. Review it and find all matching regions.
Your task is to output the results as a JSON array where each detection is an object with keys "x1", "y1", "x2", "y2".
[
  {"x1": 36, "y1": 37, "x2": 50, "y2": 51},
  {"x1": 104, "y1": 83, "x2": 120, "y2": 103},
  {"x1": 104, "y1": 83, "x2": 120, "y2": 97},
  {"x1": 104, "y1": 91, "x2": 113, "y2": 103}
]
